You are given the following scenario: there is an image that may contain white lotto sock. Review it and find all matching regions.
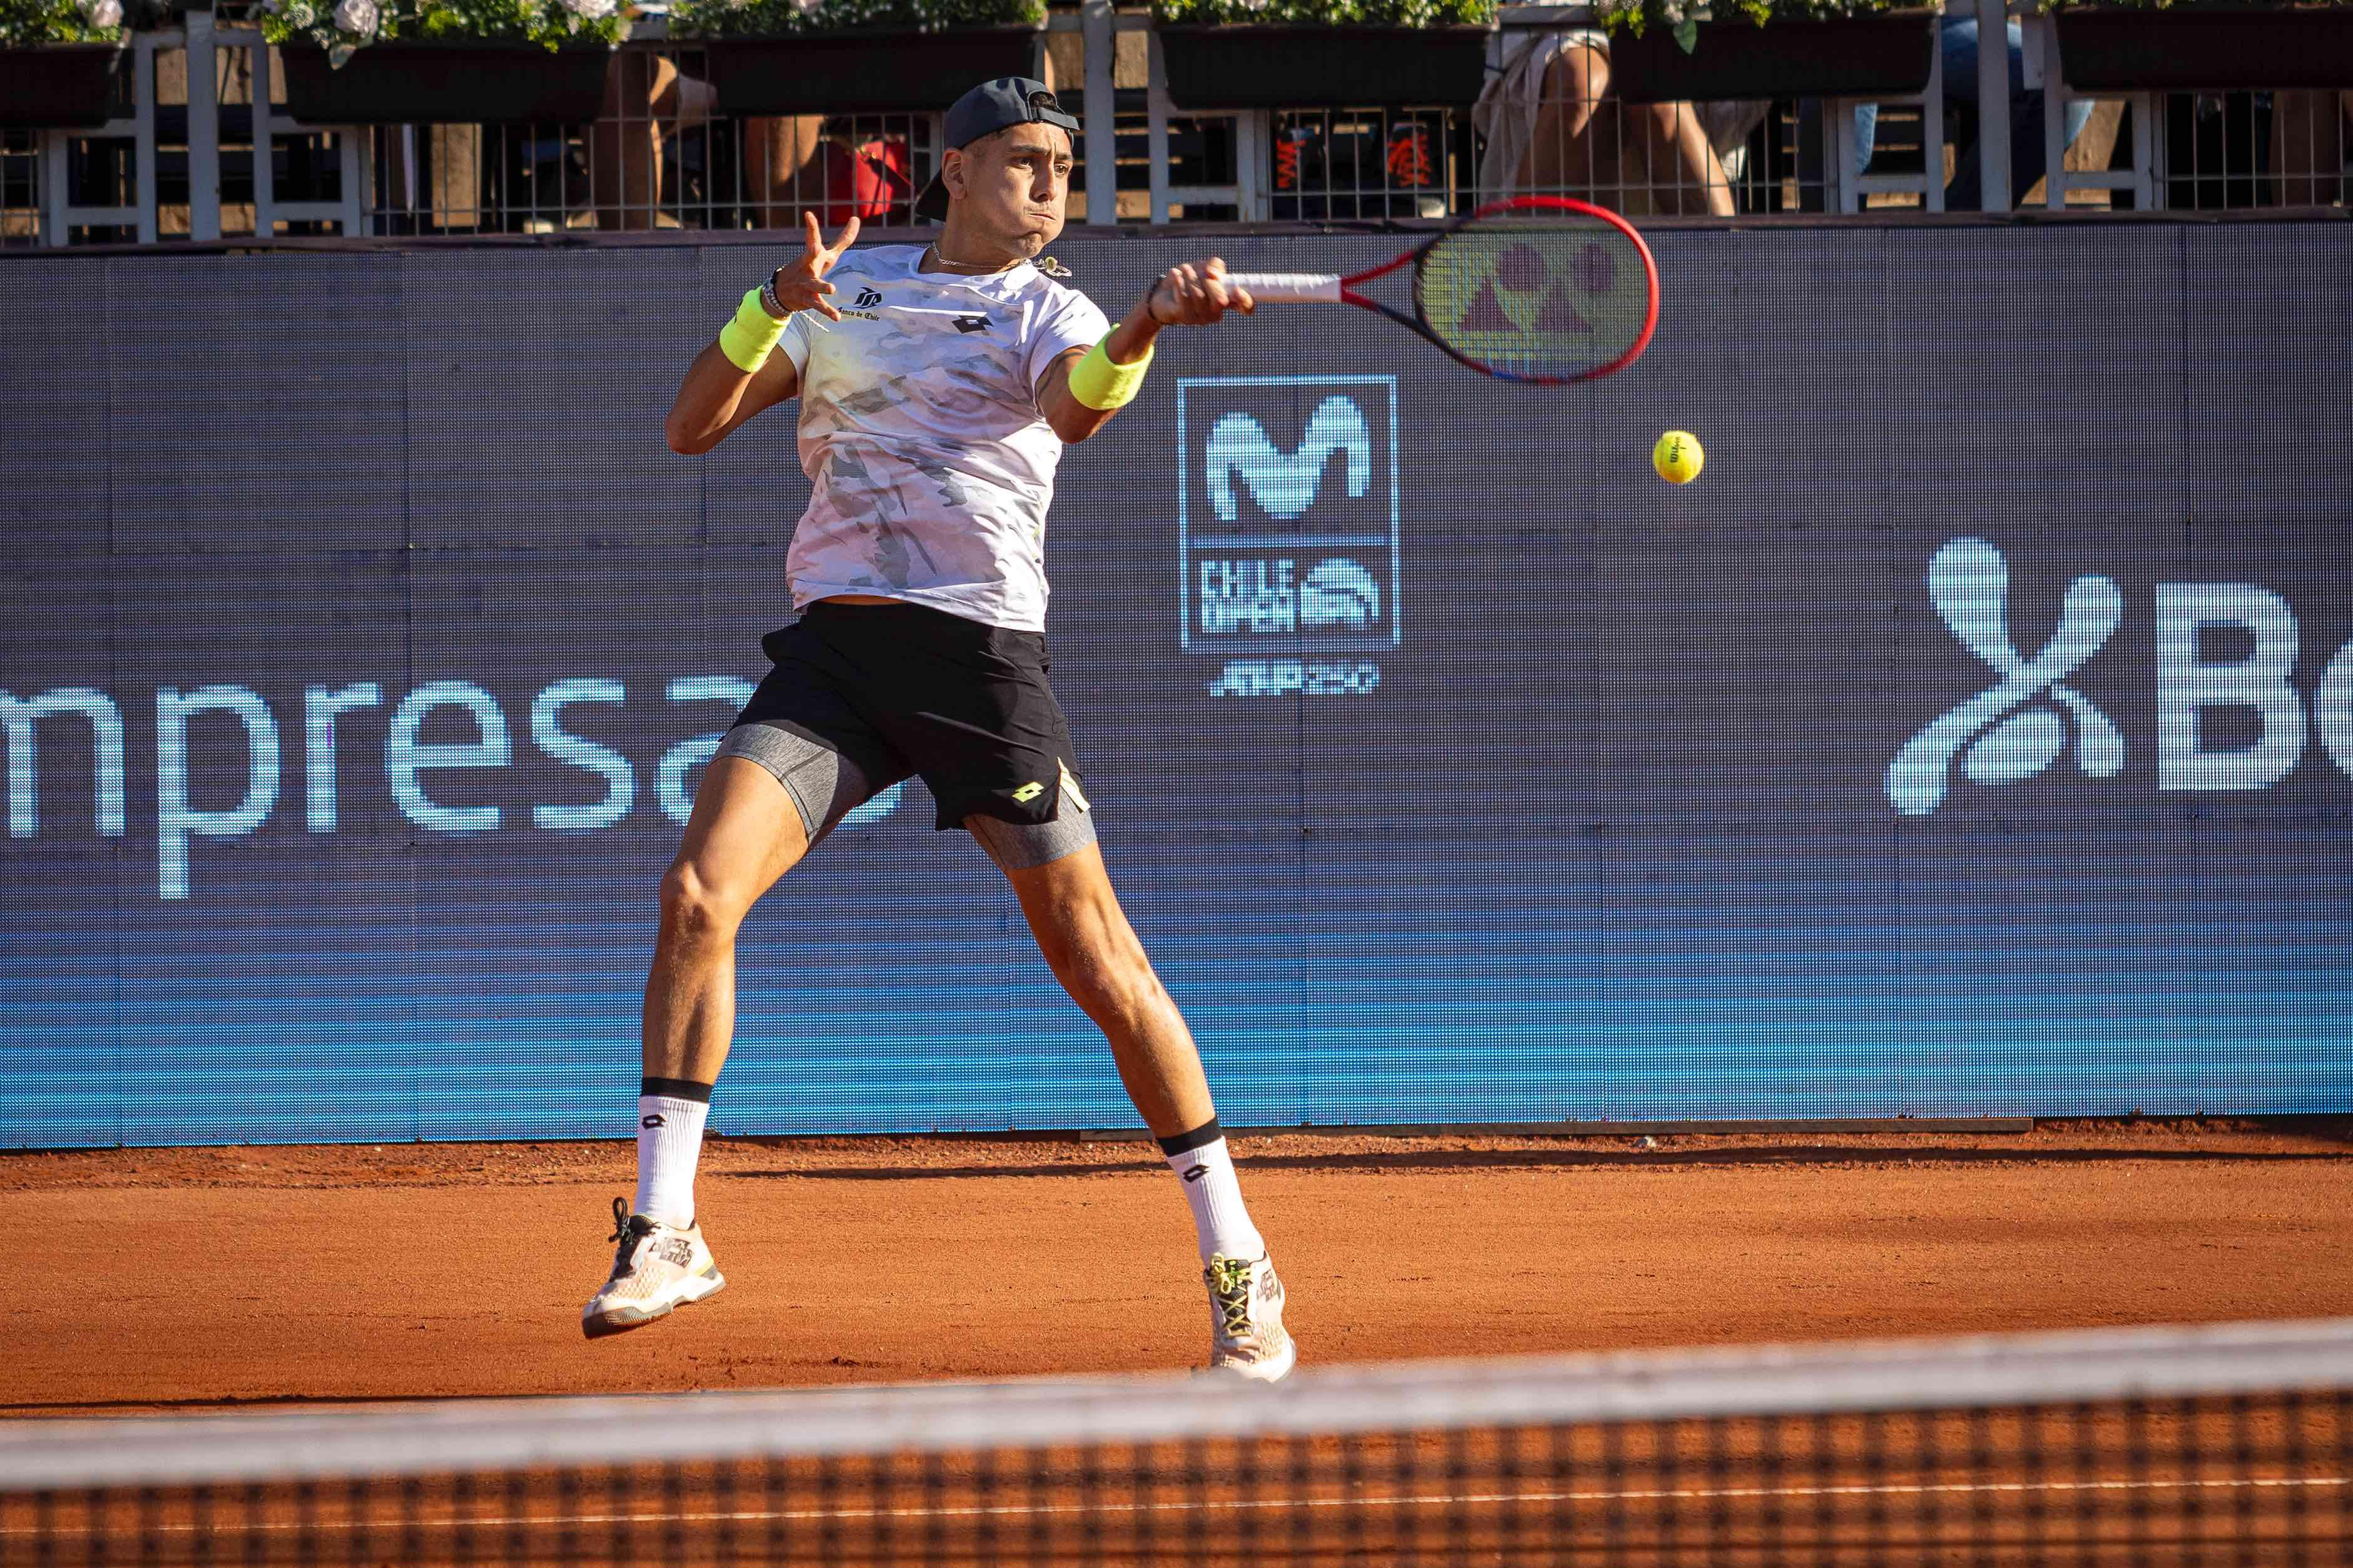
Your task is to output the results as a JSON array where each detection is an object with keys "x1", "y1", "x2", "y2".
[
  {"x1": 634, "y1": 1090, "x2": 710, "y2": 1228},
  {"x1": 1165, "y1": 1134, "x2": 1266, "y2": 1266}
]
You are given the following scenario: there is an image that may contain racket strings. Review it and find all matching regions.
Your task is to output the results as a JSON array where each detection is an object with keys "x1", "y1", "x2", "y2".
[{"x1": 1412, "y1": 221, "x2": 1652, "y2": 381}]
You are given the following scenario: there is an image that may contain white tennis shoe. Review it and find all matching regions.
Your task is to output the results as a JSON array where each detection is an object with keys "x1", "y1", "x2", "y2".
[
  {"x1": 582, "y1": 1196, "x2": 726, "y2": 1340},
  {"x1": 1205, "y1": 1253, "x2": 1297, "y2": 1382}
]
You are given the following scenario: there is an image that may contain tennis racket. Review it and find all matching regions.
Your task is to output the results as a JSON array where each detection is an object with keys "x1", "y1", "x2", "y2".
[{"x1": 1226, "y1": 196, "x2": 1658, "y2": 385}]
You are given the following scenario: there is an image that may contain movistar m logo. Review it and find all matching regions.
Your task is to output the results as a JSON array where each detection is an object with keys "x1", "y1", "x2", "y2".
[
  {"x1": 1178, "y1": 375, "x2": 1399, "y2": 685},
  {"x1": 1887, "y1": 536, "x2": 2125, "y2": 815},
  {"x1": 1205, "y1": 395, "x2": 1370, "y2": 522}
]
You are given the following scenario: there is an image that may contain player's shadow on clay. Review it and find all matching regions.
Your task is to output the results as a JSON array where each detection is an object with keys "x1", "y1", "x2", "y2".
[{"x1": 726, "y1": 1142, "x2": 2353, "y2": 1183}]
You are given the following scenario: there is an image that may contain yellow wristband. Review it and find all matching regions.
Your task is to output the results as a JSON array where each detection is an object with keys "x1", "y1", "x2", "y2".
[
  {"x1": 1066, "y1": 337, "x2": 1153, "y2": 412},
  {"x1": 717, "y1": 285, "x2": 788, "y2": 374}
]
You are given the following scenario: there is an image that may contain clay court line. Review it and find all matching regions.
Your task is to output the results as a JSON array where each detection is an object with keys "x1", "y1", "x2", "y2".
[{"x1": 18, "y1": 1474, "x2": 2345, "y2": 1535}]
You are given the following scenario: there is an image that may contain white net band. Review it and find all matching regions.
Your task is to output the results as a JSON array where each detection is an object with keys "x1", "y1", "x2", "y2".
[{"x1": 4, "y1": 1317, "x2": 2351, "y2": 1492}]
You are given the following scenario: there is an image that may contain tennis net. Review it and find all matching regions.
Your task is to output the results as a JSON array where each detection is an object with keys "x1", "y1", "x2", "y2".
[{"x1": 4, "y1": 1318, "x2": 2349, "y2": 1565}]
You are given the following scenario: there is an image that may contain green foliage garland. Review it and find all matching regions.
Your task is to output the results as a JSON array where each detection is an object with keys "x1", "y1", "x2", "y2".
[
  {"x1": 257, "y1": 0, "x2": 625, "y2": 63},
  {"x1": 1598, "y1": 0, "x2": 1934, "y2": 33},
  {"x1": 670, "y1": 0, "x2": 1042, "y2": 39},
  {"x1": 1150, "y1": 0, "x2": 1494, "y2": 24},
  {"x1": 0, "y1": 0, "x2": 126, "y2": 46},
  {"x1": 2033, "y1": 0, "x2": 2353, "y2": 10}
]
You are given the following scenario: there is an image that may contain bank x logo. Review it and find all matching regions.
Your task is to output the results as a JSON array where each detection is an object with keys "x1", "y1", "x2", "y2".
[
  {"x1": 1886, "y1": 537, "x2": 2126, "y2": 815},
  {"x1": 853, "y1": 287, "x2": 882, "y2": 308},
  {"x1": 1205, "y1": 395, "x2": 1370, "y2": 522}
]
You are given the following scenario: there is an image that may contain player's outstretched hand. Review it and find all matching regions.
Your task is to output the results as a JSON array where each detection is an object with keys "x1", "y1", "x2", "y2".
[
  {"x1": 770, "y1": 212, "x2": 860, "y2": 321},
  {"x1": 1146, "y1": 257, "x2": 1255, "y2": 327}
]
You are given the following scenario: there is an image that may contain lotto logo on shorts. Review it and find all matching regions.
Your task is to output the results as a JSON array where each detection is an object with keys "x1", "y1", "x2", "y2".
[{"x1": 1175, "y1": 376, "x2": 1402, "y2": 698}]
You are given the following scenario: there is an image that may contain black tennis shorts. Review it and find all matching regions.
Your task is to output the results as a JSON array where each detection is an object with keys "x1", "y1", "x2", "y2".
[{"x1": 732, "y1": 600, "x2": 1088, "y2": 833}]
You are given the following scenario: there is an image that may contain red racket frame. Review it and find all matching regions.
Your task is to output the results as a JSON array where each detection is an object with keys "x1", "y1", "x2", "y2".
[{"x1": 1332, "y1": 196, "x2": 1660, "y2": 386}]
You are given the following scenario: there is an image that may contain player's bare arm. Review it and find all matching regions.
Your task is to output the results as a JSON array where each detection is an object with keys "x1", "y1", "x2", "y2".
[
  {"x1": 663, "y1": 211, "x2": 860, "y2": 456},
  {"x1": 1036, "y1": 258, "x2": 1255, "y2": 445}
]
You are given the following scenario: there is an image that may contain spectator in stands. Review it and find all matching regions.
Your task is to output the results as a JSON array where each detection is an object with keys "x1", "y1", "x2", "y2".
[
  {"x1": 738, "y1": 56, "x2": 1058, "y2": 230},
  {"x1": 590, "y1": 51, "x2": 717, "y2": 230},
  {"x1": 1476, "y1": 29, "x2": 1744, "y2": 216},
  {"x1": 743, "y1": 116, "x2": 915, "y2": 230},
  {"x1": 2272, "y1": 89, "x2": 2352, "y2": 207},
  {"x1": 1854, "y1": 18, "x2": 2093, "y2": 209}
]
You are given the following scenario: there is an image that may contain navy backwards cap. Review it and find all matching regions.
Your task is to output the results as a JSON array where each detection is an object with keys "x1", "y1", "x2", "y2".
[{"x1": 912, "y1": 77, "x2": 1080, "y2": 222}]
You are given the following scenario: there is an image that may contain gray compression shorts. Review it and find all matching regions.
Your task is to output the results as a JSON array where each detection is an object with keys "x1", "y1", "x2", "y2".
[{"x1": 713, "y1": 718, "x2": 1098, "y2": 873}]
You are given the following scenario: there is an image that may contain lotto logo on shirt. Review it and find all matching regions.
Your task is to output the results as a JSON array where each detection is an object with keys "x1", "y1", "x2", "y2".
[{"x1": 1175, "y1": 376, "x2": 1402, "y2": 696}]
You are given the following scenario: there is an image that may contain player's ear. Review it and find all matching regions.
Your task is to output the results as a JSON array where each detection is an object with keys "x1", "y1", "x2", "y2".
[{"x1": 942, "y1": 147, "x2": 967, "y2": 203}]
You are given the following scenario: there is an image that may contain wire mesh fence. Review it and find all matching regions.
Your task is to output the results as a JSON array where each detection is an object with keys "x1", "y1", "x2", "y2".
[
  {"x1": 352, "y1": 51, "x2": 939, "y2": 238},
  {"x1": 1, "y1": 129, "x2": 39, "y2": 245},
  {"x1": 3, "y1": 25, "x2": 2347, "y2": 247},
  {"x1": 1268, "y1": 108, "x2": 1476, "y2": 222},
  {"x1": 2163, "y1": 89, "x2": 2353, "y2": 211}
]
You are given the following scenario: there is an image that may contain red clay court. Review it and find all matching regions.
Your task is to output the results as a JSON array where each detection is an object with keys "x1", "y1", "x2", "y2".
[
  {"x1": 9, "y1": 1119, "x2": 2352, "y2": 1563},
  {"x1": 4, "y1": 1117, "x2": 2345, "y2": 1409}
]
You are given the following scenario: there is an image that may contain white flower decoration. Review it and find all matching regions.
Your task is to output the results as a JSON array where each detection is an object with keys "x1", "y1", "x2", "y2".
[
  {"x1": 286, "y1": 2, "x2": 318, "y2": 28},
  {"x1": 563, "y1": 0, "x2": 616, "y2": 17},
  {"x1": 791, "y1": 0, "x2": 821, "y2": 16},
  {"x1": 332, "y1": 0, "x2": 377, "y2": 31},
  {"x1": 83, "y1": 0, "x2": 123, "y2": 27}
]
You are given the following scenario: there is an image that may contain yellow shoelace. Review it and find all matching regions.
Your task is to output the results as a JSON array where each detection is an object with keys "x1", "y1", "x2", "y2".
[{"x1": 1208, "y1": 1257, "x2": 1256, "y2": 1338}]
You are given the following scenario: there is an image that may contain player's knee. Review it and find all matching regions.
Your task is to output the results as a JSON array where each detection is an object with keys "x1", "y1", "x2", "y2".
[
  {"x1": 1051, "y1": 934, "x2": 1158, "y2": 1021},
  {"x1": 1036, "y1": 929, "x2": 1093, "y2": 989},
  {"x1": 658, "y1": 860, "x2": 742, "y2": 943}
]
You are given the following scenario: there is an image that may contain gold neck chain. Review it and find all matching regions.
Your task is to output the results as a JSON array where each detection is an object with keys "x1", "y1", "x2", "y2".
[{"x1": 922, "y1": 243, "x2": 1022, "y2": 276}]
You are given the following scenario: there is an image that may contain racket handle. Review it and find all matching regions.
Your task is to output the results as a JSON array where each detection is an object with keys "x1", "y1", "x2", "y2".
[{"x1": 1224, "y1": 272, "x2": 1344, "y2": 304}]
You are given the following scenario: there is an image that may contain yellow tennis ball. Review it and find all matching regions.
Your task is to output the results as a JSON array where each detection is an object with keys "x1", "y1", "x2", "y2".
[{"x1": 1653, "y1": 430, "x2": 1703, "y2": 484}]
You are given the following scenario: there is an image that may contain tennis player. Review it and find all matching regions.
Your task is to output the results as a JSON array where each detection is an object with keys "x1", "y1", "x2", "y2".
[{"x1": 582, "y1": 78, "x2": 1293, "y2": 1381}]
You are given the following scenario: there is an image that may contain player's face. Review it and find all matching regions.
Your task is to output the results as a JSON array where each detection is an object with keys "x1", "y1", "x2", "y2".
[{"x1": 952, "y1": 126, "x2": 1071, "y2": 257}]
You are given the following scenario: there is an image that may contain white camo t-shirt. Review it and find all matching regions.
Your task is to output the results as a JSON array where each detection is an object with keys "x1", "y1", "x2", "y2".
[{"x1": 777, "y1": 246, "x2": 1111, "y2": 633}]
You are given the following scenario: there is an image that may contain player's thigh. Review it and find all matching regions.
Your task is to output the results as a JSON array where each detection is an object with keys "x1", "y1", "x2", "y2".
[
  {"x1": 705, "y1": 618, "x2": 914, "y2": 892},
  {"x1": 969, "y1": 806, "x2": 1098, "y2": 883},
  {"x1": 983, "y1": 833, "x2": 1146, "y2": 979},
  {"x1": 667, "y1": 756, "x2": 810, "y2": 921}
]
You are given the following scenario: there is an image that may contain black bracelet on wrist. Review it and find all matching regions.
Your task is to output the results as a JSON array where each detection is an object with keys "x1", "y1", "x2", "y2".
[{"x1": 760, "y1": 275, "x2": 791, "y2": 319}]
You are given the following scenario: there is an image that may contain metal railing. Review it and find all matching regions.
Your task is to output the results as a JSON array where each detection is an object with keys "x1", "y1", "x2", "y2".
[
  {"x1": 4, "y1": 0, "x2": 2346, "y2": 247},
  {"x1": 3, "y1": 10, "x2": 365, "y2": 245}
]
